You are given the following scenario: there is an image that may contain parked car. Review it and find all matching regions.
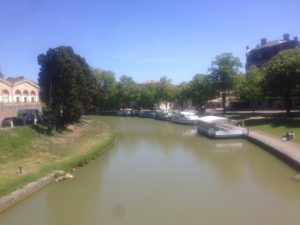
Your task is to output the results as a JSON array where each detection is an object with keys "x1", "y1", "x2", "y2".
[
  {"x1": 17, "y1": 109, "x2": 40, "y2": 124},
  {"x1": 1, "y1": 117, "x2": 23, "y2": 127}
]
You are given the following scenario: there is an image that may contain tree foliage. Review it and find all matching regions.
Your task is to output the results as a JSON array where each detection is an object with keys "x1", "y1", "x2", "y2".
[
  {"x1": 233, "y1": 66, "x2": 264, "y2": 108},
  {"x1": 210, "y1": 53, "x2": 242, "y2": 113},
  {"x1": 175, "y1": 82, "x2": 191, "y2": 110},
  {"x1": 264, "y1": 49, "x2": 300, "y2": 113},
  {"x1": 116, "y1": 75, "x2": 138, "y2": 108},
  {"x1": 92, "y1": 69, "x2": 117, "y2": 111},
  {"x1": 189, "y1": 74, "x2": 215, "y2": 111},
  {"x1": 38, "y1": 46, "x2": 93, "y2": 131},
  {"x1": 137, "y1": 83, "x2": 160, "y2": 109},
  {"x1": 156, "y1": 76, "x2": 177, "y2": 108}
]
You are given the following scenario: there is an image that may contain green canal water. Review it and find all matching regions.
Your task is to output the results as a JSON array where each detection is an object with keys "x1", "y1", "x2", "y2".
[{"x1": 0, "y1": 117, "x2": 300, "y2": 225}]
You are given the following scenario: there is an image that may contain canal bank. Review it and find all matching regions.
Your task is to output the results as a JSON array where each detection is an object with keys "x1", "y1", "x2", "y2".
[
  {"x1": 0, "y1": 116, "x2": 114, "y2": 213},
  {"x1": 1, "y1": 117, "x2": 300, "y2": 225},
  {"x1": 245, "y1": 130, "x2": 300, "y2": 171},
  {"x1": 1, "y1": 116, "x2": 300, "y2": 217}
]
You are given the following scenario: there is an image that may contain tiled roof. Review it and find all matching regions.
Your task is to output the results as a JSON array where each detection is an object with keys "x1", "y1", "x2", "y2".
[
  {"x1": 6, "y1": 76, "x2": 25, "y2": 84},
  {"x1": 0, "y1": 75, "x2": 39, "y2": 88}
]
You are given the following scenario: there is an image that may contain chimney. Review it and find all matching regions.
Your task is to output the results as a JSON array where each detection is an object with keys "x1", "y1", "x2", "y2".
[
  {"x1": 261, "y1": 38, "x2": 267, "y2": 45},
  {"x1": 283, "y1": 33, "x2": 290, "y2": 41}
]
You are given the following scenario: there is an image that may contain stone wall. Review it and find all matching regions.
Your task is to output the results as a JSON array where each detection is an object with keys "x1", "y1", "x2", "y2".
[
  {"x1": 0, "y1": 174, "x2": 55, "y2": 213},
  {"x1": 0, "y1": 103, "x2": 42, "y2": 126}
]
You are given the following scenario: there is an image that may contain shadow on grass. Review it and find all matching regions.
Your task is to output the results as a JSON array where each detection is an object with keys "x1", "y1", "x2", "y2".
[
  {"x1": 30, "y1": 123, "x2": 75, "y2": 135},
  {"x1": 245, "y1": 118, "x2": 300, "y2": 129},
  {"x1": 30, "y1": 124, "x2": 49, "y2": 135}
]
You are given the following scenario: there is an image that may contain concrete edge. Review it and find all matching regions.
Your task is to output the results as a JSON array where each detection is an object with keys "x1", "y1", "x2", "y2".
[
  {"x1": 245, "y1": 135, "x2": 300, "y2": 171},
  {"x1": 0, "y1": 173, "x2": 56, "y2": 213}
]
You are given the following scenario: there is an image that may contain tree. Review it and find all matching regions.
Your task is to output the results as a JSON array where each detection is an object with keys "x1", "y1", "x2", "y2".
[
  {"x1": 233, "y1": 66, "x2": 264, "y2": 110},
  {"x1": 137, "y1": 82, "x2": 160, "y2": 109},
  {"x1": 189, "y1": 74, "x2": 215, "y2": 111},
  {"x1": 156, "y1": 76, "x2": 177, "y2": 108},
  {"x1": 116, "y1": 75, "x2": 138, "y2": 109},
  {"x1": 175, "y1": 82, "x2": 191, "y2": 110},
  {"x1": 264, "y1": 49, "x2": 300, "y2": 114},
  {"x1": 92, "y1": 69, "x2": 117, "y2": 111},
  {"x1": 209, "y1": 53, "x2": 242, "y2": 113},
  {"x1": 38, "y1": 46, "x2": 93, "y2": 131}
]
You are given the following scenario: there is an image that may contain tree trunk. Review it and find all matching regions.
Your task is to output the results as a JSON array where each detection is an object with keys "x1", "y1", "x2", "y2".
[
  {"x1": 285, "y1": 90, "x2": 291, "y2": 114},
  {"x1": 222, "y1": 91, "x2": 227, "y2": 114},
  {"x1": 286, "y1": 72, "x2": 292, "y2": 115}
]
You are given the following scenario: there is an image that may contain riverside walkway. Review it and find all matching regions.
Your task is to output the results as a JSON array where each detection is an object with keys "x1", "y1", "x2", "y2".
[{"x1": 245, "y1": 130, "x2": 300, "y2": 170}]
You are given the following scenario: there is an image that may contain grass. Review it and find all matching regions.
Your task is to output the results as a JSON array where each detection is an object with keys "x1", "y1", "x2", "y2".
[
  {"x1": 0, "y1": 116, "x2": 114, "y2": 197},
  {"x1": 226, "y1": 114, "x2": 300, "y2": 144}
]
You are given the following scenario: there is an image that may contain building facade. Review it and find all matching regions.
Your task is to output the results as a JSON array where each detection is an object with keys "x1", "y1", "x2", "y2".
[
  {"x1": 0, "y1": 76, "x2": 39, "y2": 104},
  {"x1": 246, "y1": 33, "x2": 299, "y2": 70},
  {"x1": 0, "y1": 75, "x2": 41, "y2": 125}
]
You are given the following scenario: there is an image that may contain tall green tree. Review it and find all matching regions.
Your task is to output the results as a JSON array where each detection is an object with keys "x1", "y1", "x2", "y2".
[
  {"x1": 190, "y1": 74, "x2": 215, "y2": 111},
  {"x1": 175, "y1": 82, "x2": 191, "y2": 110},
  {"x1": 92, "y1": 69, "x2": 117, "y2": 111},
  {"x1": 264, "y1": 49, "x2": 300, "y2": 114},
  {"x1": 209, "y1": 53, "x2": 242, "y2": 113},
  {"x1": 117, "y1": 75, "x2": 138, "y2": 109},
  {"x1": 233, "y1": 66, "x2": 264, "y2": 109},
  {"x1": 156, "y1": 76, "x2": 177, "y2": 108},
  {"x1": 38, "y1": 46, "x2": 93, "y2": 131},
  {"x1": 137, "y1": 82, "x2": 159, "y2": 109}
]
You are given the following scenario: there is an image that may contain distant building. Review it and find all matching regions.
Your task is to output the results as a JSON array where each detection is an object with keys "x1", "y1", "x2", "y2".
[
  {"x1": 246, "y1": 33, "x2": 300, "y2": 70},
  {"x1": 0, "y1": 75, "x2": 39, "y2": 103},
  {"x1": 0, "y1": 75, "x2": 41, "y2": 125}
]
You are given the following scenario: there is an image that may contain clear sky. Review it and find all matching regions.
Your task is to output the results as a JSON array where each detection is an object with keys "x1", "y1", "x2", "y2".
[{"x1": 0, "y1": 0, "x2": 299, "y2": 84}]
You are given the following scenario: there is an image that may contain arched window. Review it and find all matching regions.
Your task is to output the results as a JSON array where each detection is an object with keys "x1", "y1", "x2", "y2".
[
  {"x1": 23, "y1": 90, "x2": 29, "y2": 103},
  {"x1": 15, "y1": 90, "x2": 21, "y2": 103},
  {"x1": 2, "y1": 90, "x2": 9, "y2": 103},
  {"x1": 30, "y1": 91, "x2": 36, "y2": 102}
]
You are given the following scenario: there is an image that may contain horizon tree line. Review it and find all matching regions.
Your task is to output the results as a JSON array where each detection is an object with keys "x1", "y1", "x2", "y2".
[{"x1": 38, "y1": 46, "x2": 300, "y2": 131}]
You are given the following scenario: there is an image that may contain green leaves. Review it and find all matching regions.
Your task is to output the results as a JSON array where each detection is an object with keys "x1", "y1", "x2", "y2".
[
  {"x1": 209, "y1": 53, "x2": 242, "y2": 113},
  {"x1": 189, "y1": 74, "x2": 215, "y2": 109},
  {"x1": 265, "y1": 49, "x2": 300, "y2": 113},
  {"x1": 38, "y1": 46, "x2": 94, "y2": 130}
]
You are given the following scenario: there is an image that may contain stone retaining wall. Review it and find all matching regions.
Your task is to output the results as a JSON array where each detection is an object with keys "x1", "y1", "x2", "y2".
[
  {"x1": 0, "y1": 102, "x2": 42, "y2": 125},
  {"x1": 0, "y1": 173, "x2": 55, "y2": 213}
]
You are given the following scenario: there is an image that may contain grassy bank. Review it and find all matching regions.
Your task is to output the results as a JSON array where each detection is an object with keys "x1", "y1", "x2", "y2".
[
  {"x1": 0, "y1": 116, "x2": 114, "y2": 197},
  {"x1": 227, "y1": 114, "x2": 300, "y2": 144}
]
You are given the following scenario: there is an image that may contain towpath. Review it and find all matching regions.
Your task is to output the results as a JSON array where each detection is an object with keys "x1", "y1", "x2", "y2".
[{"x1": 245, "y1": 130, "x2": 300, "y2": 170}]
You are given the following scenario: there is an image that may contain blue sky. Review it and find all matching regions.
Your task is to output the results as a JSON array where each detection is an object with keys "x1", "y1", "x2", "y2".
[{"x1": 0, "y1": 0, "x2": 299, "y2": 84}]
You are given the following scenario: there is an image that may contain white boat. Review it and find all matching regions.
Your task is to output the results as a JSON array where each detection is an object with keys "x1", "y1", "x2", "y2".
[
  {"x1": 197, "y1": 116, "x2": 247, "y2": 138},
  {"x1": 171, "y1": 111, "x2": 201, "y2": 125},
  {"x1": 155, "y1": 109, "x2": 173, "y2": 120}
]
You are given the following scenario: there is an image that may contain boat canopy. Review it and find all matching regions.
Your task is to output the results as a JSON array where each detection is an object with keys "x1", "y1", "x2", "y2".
[{"x1": 198, "y1": 116, "x2": 230, "y2": 123}]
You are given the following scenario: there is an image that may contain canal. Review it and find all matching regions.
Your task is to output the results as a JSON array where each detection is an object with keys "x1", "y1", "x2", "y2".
[{"x1": 0, "y1": 117, "x2": 300, "y2": 225}]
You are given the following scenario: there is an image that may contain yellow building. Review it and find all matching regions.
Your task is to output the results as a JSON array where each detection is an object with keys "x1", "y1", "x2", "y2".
[{"x1": 0, "y1": 75, "x2": 39, "y2": 103}]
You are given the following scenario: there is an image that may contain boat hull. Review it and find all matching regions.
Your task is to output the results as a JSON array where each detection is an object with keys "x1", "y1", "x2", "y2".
[{"x1": 197, "y1": 128, "x2": 244, "y2": 139}]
